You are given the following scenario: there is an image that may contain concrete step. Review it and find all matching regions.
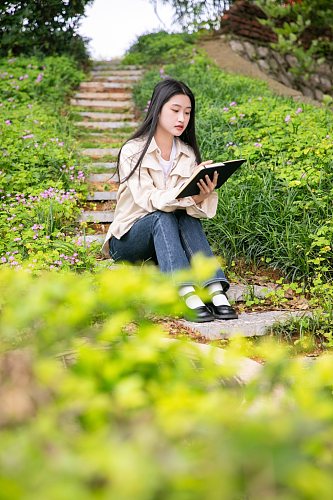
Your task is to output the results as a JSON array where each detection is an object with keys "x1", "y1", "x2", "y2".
[
  {"x1": 92, "y1": 69, "x2": 144, "y2": 76},
  {"x1": 73, "y1": 92, "x2": 131, "y2": 101},
  {"x1": 92, "y1": 75, "x2": 141, "y2": 82},
  {"x1": 86, "y1": 191, "x2": 117, "y2": 201},
  {"x1": 84, "y1": 233, "x2": 106, "y2": 244},
  {"x1": 81, "y1": 148, "x2": 119, "y2": 158},
  {"x1": 79, "y1": 210, "x2": 114, "y2": 223},
  {"x1": 77, "y1": 111, "x2": 136, "y2": 121},
  {"x1": 75, "y1": 121, "x2": 138, "y2": 130},
  {"x1": 88, "y1": 173, "x2": 118, "y2": 182},
  {"x1": 70, "y1": 99, "x2": 133, "y2": 109},
  {"x1": 227, "y1": 283, "x2": 276, "y2": 302},
  {"x1": 75, "y1": 233, "x2": 106, "y2": 246},
  {"x1": 79, "y1": 82, "x2": 133, "y2": 92},
  {"x1": 93, "y1": 64, "x2": 142, "y2": 71},
  {"x1": 180, "y1": 310, "x2": 311, "y2": 340}
]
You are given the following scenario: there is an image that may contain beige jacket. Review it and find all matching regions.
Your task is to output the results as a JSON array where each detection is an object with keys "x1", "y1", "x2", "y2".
[{"x1": 102, "y1": 136, "x2": 218, "y2": 256}]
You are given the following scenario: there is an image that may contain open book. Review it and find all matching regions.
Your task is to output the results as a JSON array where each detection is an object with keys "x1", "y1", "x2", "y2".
[{"x1": 176, "y1": 158, "x2": 246, "y2": 198}]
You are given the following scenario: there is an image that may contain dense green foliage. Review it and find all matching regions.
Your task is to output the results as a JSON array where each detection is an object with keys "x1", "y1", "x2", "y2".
[
  {"x1": 0, "y1": 0, "x2": 92, "y2": 64},
  {"x1": 1, "y1": 265, "x2": 333, "y2": 499},
  {"x1": 122, "y1": 31, "x2": 198, "y2": 66},
  {"x1": 0, "y1": 56, "x2": 97, "y2": 271}
]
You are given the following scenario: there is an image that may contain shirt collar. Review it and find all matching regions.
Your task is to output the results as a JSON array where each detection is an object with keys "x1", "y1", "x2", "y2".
[{"x1": 146, "y1": 136, "x2": 192, "y2": 158}]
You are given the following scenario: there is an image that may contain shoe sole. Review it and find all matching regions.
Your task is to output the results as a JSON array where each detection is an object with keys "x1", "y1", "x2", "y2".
[{"x1": 214, "y1": 315, "x2": 238, "y2": 320}]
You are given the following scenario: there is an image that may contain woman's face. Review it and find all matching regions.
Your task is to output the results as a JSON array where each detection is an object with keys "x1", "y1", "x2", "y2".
[{"x1": 157, "y1": 93, "x2": 191, "y2": 138}]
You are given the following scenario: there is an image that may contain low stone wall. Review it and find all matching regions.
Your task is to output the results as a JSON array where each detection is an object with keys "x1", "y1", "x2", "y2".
[
  {"x1": 225, "y1": 36, "x2": 333, "y2": 102},
  {"x1": 219, "y1": 0, "x2": 333, "y2": 102}
]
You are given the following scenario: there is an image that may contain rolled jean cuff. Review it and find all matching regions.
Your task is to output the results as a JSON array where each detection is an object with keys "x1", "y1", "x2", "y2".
[{"x1": 203, "y1": 278, "x2": 230, "y2": 292}]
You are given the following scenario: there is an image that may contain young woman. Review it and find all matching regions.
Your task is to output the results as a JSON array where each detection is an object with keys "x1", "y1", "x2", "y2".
[{"x1": 102, "y1": 78, "x2": 237, "y2": 323}]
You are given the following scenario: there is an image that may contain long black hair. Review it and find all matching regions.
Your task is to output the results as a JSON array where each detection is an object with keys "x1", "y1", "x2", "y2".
[{"x1": 117, "y1": 78, "x2": 202, "y2": 182}]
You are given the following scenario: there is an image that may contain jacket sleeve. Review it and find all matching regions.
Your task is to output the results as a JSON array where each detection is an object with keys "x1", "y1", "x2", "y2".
[
  {"x1": 119, "y1": 142, "x2": 218, "y2": 218},
  {"x1": 186, "y1": 192, "x2": 218, "y2": 219},
  {"x1": 119, "y1": 145, "x2": 196, "y2": 213}
]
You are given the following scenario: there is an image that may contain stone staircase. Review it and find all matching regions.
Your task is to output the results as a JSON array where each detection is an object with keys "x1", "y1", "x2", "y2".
[
  {"x1": 72, "y1": 61, "x2": 311, "y2": 342},
  {"x1": 72, "y1": 62, "x2": 142, "y2": 244}
]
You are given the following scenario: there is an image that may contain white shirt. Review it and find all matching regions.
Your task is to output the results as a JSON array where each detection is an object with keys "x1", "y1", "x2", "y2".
[{"x1": 157, "y1": 140, "x2": 177, "y2": 179}]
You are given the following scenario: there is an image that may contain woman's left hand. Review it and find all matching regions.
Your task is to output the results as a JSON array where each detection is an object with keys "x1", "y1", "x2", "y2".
[{"x1": 191, "y1": 171, "x2": 219, "y2": 205}]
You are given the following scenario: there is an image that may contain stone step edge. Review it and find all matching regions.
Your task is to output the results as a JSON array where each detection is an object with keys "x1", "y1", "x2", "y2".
[
  {"x1": 78, "y1": 211, "x2": 114, "y2": 223},
  {"x1": 161, "y1": 338, "x2": 262, "y2": 384},
  {"x1": 179, "y1": 310, "x2": 312, "y2": 340},
  {"x1": 86, "y1": 192, "x2": 117, "y2": 201}
]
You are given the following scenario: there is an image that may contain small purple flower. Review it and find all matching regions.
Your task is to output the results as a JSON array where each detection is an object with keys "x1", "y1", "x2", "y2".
[
  {"x1": 254, "y1": 142, "x2": 262, "y2": 148},
  {"x1": 1, "y1": 257, "x2": 6, "y2": 263},
  {"x1": 36, "y1": 73, "x2": 43, "y2": 83},
  {"x1": 230, "y1": 101, "x2": 237, "y2": 107},
  {"x1": 295, "y1": 107, "x2": 303, "y2": 114},
  {"x1": 223, "y1": 107, "x2": 229, "y2": 112},
  {"x1": 22, "y1": 134, "x2": 34, "y2": 139},
  {"x1": 5, "y1": 120, "x2": 11, "y2": 125},
  {"x1": 285, "y1": 115, "x2": 291, "y2": 123}
]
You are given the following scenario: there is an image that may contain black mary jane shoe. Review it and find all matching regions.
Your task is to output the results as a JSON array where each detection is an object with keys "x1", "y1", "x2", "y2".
[
  {"x1": 208, "y1": 303, "x2": 238, "y2": 320},
  {"x1": 184, "y1": 305, "x2": 215, "y2": 323}
]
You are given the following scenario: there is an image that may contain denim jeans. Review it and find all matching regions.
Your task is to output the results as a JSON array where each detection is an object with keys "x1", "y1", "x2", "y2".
[{"x1": 109, "y1": 210, "x2": 229, "y2": 290}]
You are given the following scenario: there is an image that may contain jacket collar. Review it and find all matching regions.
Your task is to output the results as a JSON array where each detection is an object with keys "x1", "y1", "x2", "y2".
[{"x1": 146, "y1": 136, "x2": 193, "y2": 158}]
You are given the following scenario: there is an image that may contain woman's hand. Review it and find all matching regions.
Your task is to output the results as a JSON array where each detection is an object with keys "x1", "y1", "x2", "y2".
[{"x1": 191, "y1": 169, "x2": 219, "y2": 205}]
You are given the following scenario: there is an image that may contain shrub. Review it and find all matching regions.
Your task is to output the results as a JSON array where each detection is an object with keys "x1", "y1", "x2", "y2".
[
  {"x1": 1, "y1": 266, "x2": 333, "y2": 499},
  {"x1": 0, "y1": 56, "x2": 96, "y2": 271},
  {"x1": 0, "y1": 0, "x2": 92, "y2": 65},
  {"x1": 122, "y1": 30, "x2": 198, "y2": 66}
]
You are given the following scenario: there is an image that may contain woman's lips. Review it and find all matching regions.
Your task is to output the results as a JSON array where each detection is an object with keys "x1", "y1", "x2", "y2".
[{"x1": 175, "y1": 125, "x2": 184, "y2": 131}]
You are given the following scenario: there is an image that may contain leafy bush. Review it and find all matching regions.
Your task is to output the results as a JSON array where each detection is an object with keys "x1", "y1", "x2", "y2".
[
  {"x1": 1, "y1": 266, "x2": 333, "y2": 499},
  {"x1": 122, "y1": 30, "x2": 198, "y2": 66},
  {"x1": 0, "y1": 56, "x2": 97, "y2": 271},
  {"x1": 0, "y1": 0, "x2": 92, "y2": 65}
]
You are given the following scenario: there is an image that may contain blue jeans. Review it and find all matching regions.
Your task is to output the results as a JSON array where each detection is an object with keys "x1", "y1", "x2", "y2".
[{"x1": 109, "y1": 210, "x2": 229, "y2": 290}]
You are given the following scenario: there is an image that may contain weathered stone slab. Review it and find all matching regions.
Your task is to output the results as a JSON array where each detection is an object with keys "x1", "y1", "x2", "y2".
[
  {"x1": 80, "y1": 148, "x2": 119, "y2": 158},
  {"x1": 88, "y1": 173, "x2": 118, "y2": 182},
  {"x1": 227, "y1": 283, "x2": 276, "y2": 303},
  {"x1": 79, "y1": 82, "x2": 132, "y2": 91},
  {"x1": 75, "y1": 121, "x2": 138, "y2": 129},
  {"x1": 77, "y1": 111, "x2": 135, "y2": 121},
  {"x1": 93, "y1": 65, "x2": 141, "y2": 71},
  {"x1": 92, "y1": 76, "x2": 141, "y2": 82},
  {"x1": 70, "y1": 99, "x2": 133, "y2": 109},
  {"x1": 179, "y1": 310, "x2": 310, "y2": 340},
  {"x1": 162, "y1": 338, "x2": 262, "y2": 384},
  {"x1": 92, "y1": 69, "x2": 143, "y2": 76},
  {"x1": 78, "y1": 211, "x2": 114, "y2": 223},
  {"x1": 73, "y1": 92, "x2": 131, "y2": 101},
  {"x1": 86, "y1": 191, "x2": 117, "y2": 201},
  {"x1": 76, "y1": 233, "x2": 106, "y2": 245}
]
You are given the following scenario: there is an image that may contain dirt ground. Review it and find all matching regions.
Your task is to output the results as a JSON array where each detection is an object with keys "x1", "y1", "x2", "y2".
[{"x1": 199, "y1": 38, "x2": 318, "y2": 105}]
